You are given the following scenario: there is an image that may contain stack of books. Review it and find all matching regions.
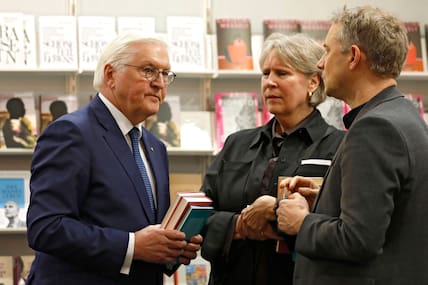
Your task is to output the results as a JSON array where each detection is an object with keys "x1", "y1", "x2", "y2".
[{"x1": 161, "y1": 192, "x2": 213, "y2": 240}]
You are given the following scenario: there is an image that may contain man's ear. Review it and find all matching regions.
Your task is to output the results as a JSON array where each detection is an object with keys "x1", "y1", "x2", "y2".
[
  {"x1": 104, "y1": 64, "x2": 115, "y2": 89},
  {"x1": 349, "y1": 45, "x2": 361, "y2": 70}
]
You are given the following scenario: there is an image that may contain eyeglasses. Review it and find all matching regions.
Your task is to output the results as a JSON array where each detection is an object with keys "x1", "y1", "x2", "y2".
[{"x1": 123, "y1": 64, "x2": 176, "y2": 86}]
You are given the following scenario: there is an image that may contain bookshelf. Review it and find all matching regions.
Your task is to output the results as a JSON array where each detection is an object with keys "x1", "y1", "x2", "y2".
[{"x1": 1, "y1": 0, "x2": 428, "y2": 284}]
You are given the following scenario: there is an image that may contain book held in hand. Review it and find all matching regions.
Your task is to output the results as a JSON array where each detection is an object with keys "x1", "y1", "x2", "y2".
[{"x1": 161, "y1": 192, "x2": 213, "y2": 240}]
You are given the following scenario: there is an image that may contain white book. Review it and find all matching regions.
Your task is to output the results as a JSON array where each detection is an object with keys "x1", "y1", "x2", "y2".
[
  {"x1": 0, "y1": 13, "x2": 25, "y2": 69},
  {"x1": 166, "y1": 16, "x2": 206, "y2": 71},
  {"x1": 22, "y1": 14, "x2": 37, "y2": 69},
  {"x1": 78, "y1": 16, "x2": 116, "y2": 71},
  {"x1": 38, "y1": 15, "x2": 78, "y2": 70},
  {"x1": 117, "y1": 16, "x2": 156, "y2": 37},
  {"x1": 180, "y1": 111, "x2": 213, "y2": 150}
]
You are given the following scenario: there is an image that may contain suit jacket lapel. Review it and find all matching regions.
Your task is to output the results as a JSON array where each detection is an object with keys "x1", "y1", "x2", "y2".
[{"x1": 90, "y1": 95, "x2": 156, "y2": 223}]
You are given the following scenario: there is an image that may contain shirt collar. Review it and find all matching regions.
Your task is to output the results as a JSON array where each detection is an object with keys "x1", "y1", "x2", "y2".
[{"x1": 98, "y1": 93, "x2": 144, "y2": 136}]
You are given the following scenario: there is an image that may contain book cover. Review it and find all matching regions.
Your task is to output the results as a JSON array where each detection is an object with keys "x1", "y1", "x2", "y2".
[
  {"x1": 22, "y1": 14, "x2": 37, "y2": 69},
  {"x1": 214, "y1": 92, "x2": 260, "y2": 150},
  {"x1": 39, "y1": 94, "x2": 78, "y2": 133},
  {"x1": 167, "y1": 16, "x2": 206, "y2": 71},
  {"x1": 216, "y1": 18, "x2": 253, "y2": 70},
  {"x1": 0, "y1": 13, "x2": 25, "y2": 69},
  {"x1": 402, "y1": 22, "x2": 424, "y2": 72},
  {"x1": 116, "y1": 16, "x2": 156, "y2": 37},
  {"x1": 0, "y1": 92, "x2": 37, "y2": 149},
  {"x1": 13, "y1": 255, "x2": 34, "y2": 285},
  {"x1": 177, "y1": 205, "x2": 213, "y2": 240},
  {"x1": 404, "y1": 93, "x2": 424, "y2": 117},
  {"x1": 38, "y1": 16, "x2": 78, "y2": 70},
  {"x1": 78, "y1": 16, "x2": 116, "y2": 71},
  {"x1": 180, "y1": 111, "x2": 213, "y2": 150},
  {"x1": 0, "y1": 171, "x2": 30, "y2": 229},
  {"x1": 146, "y1": 96, "x2": 181, "y2": 147},
  {"x1": 299, "y1": 20, "x2": 331, "y2": 44},
  {"x1": 185, "y1": 262, "x2": 209, "y2": 285},
  {"x1": 161, "y1": 193, "x2": 212, "y2": 231},
  {"x1": 262, "y1": 19, "x2": 300, "y2": 40},
  {"x1": 0, "y1": 256, "x2": 13, "y2": 285}
]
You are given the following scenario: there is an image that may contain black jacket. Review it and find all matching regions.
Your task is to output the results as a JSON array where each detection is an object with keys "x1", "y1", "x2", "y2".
[{"x1": 201, "y1": 109, "x2": 344, "y2": 285}]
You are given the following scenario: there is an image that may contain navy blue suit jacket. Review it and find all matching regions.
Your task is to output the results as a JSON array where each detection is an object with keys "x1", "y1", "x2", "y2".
[{"x1": 27, "y1": 95, "x2": 170, "y2": 285}]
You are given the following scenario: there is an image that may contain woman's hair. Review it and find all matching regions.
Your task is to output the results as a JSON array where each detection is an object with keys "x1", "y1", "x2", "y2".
[
  {"x1": 259, "y1": 33, "x2": 326, "y2": 107},
  {"x1": 93, "y1": 33, "x2": 168, "y2": 91},
  {"x1": 331, "y1": 5, "x2": 408, "y2": 78}
]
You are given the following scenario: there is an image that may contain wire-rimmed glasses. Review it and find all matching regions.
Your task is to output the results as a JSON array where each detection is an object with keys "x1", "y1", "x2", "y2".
[{"x1": 123, "y1": 64, "x2": 176, "y2": 85}]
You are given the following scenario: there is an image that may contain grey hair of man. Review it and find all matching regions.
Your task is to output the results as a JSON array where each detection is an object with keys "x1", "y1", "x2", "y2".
[
  {"x1": 331, "y1": 5, "x2": 408, "y2": 79},
  {"x1": 93, "y1": 33, "x2": 168, "y2": 91},
  {"x1": 259, "y1": 32, "x2": 326, "y2": 107}
]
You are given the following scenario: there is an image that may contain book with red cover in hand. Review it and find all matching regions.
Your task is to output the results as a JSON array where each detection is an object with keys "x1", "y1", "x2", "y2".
[{"x1": 161, "y1": 192, "x2": 213, "y2": 240}]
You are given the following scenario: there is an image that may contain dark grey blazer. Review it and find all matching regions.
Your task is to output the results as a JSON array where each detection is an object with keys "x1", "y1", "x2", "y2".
[{"x1": 294, "y1": 86, "x2": 428, "y2": 285}]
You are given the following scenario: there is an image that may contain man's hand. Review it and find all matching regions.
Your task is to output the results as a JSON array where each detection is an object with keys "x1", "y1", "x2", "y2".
[
  {"x1": 134, "y1": 225, "x2": 188, "y2": 264},
  {"x1": 276, "y1": 193, "x2": 310, "y2": 235},
  {"x1": 279, "y1": 176, "x2": 320, "y2": 209}
]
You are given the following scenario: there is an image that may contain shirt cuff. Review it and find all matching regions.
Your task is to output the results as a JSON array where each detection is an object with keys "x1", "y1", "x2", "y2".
[{"x1": 120, "y1": 232, "x2": 135, "y2": 275}]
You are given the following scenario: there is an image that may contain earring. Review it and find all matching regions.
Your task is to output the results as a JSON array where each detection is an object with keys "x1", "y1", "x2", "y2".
[{"x1": 308, "y1": 91, "x2": 313, "y2": 98}]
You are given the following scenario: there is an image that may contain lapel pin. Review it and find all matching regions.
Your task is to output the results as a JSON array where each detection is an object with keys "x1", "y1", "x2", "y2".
[{"x1": 150, "y1": 147, "x2": 154, "y2": 152}]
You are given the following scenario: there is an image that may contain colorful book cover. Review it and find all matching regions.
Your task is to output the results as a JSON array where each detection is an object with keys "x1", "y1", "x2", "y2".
[
  {"x1": 0, "y1": 92, "x2": 37, "y2": 149},
  {"x1": 146, "y1": 96, "x2": 181, "y2": 147},
  {"x1": 216, "y1": 18, "x2": 253, "y2": 70},
  {"x1": 215, "y1": 92, "x2": 260, "y2": 150},
  {"x1": 38, "y1": 16, "x2": 78, "y2": 70},
  {"x1": 185, "y1": 263, "x2": 209, "y2": 285},
  {"x1": 167, "y1": 16, "x2": 206, "y2": 71},
  {"x1": 0, "y1": 171, "x2": 30, "y2": 229},
  {"x1": 299, "y1": 20, "x2": 331, "y2": 45},
  {"x1": 0, "y1": 256, "x2": 13, "y2": 285},
  {"x1": 262, "y1": 19, "x2": 300, "y2": 40},
  {"x1": 39, "y1": 94, "x2": 78, "y2": 133},
  {"x1": 78, "y1": 16, "x2": 116, "y2": 71},
  {"x1": 402, "y1": 22, "x2": 424, "y2": 72}
]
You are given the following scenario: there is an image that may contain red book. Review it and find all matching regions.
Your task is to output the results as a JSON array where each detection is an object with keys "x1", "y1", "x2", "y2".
[{"x1": 161, "y1": 192, "x2": 212, "y2": 230}]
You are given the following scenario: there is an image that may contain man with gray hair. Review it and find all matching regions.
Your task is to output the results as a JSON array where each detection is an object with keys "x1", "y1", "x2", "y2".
[
  {"x1": 276, "y1": 6, "x2": 428, "y2": 285},
  {"x1": 27, "y1": 33, "x2": 202, "y2": 285}
]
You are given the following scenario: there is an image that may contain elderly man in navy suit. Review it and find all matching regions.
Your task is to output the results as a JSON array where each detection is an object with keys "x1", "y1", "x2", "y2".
[{"x1": 27, "y1": 33, "x2": 202, "y2": 285}]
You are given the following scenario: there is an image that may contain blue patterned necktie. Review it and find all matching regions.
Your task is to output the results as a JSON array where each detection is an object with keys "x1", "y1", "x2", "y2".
[{"x1": 129, "y1": 127, "x2": 155, "y2": 214}]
